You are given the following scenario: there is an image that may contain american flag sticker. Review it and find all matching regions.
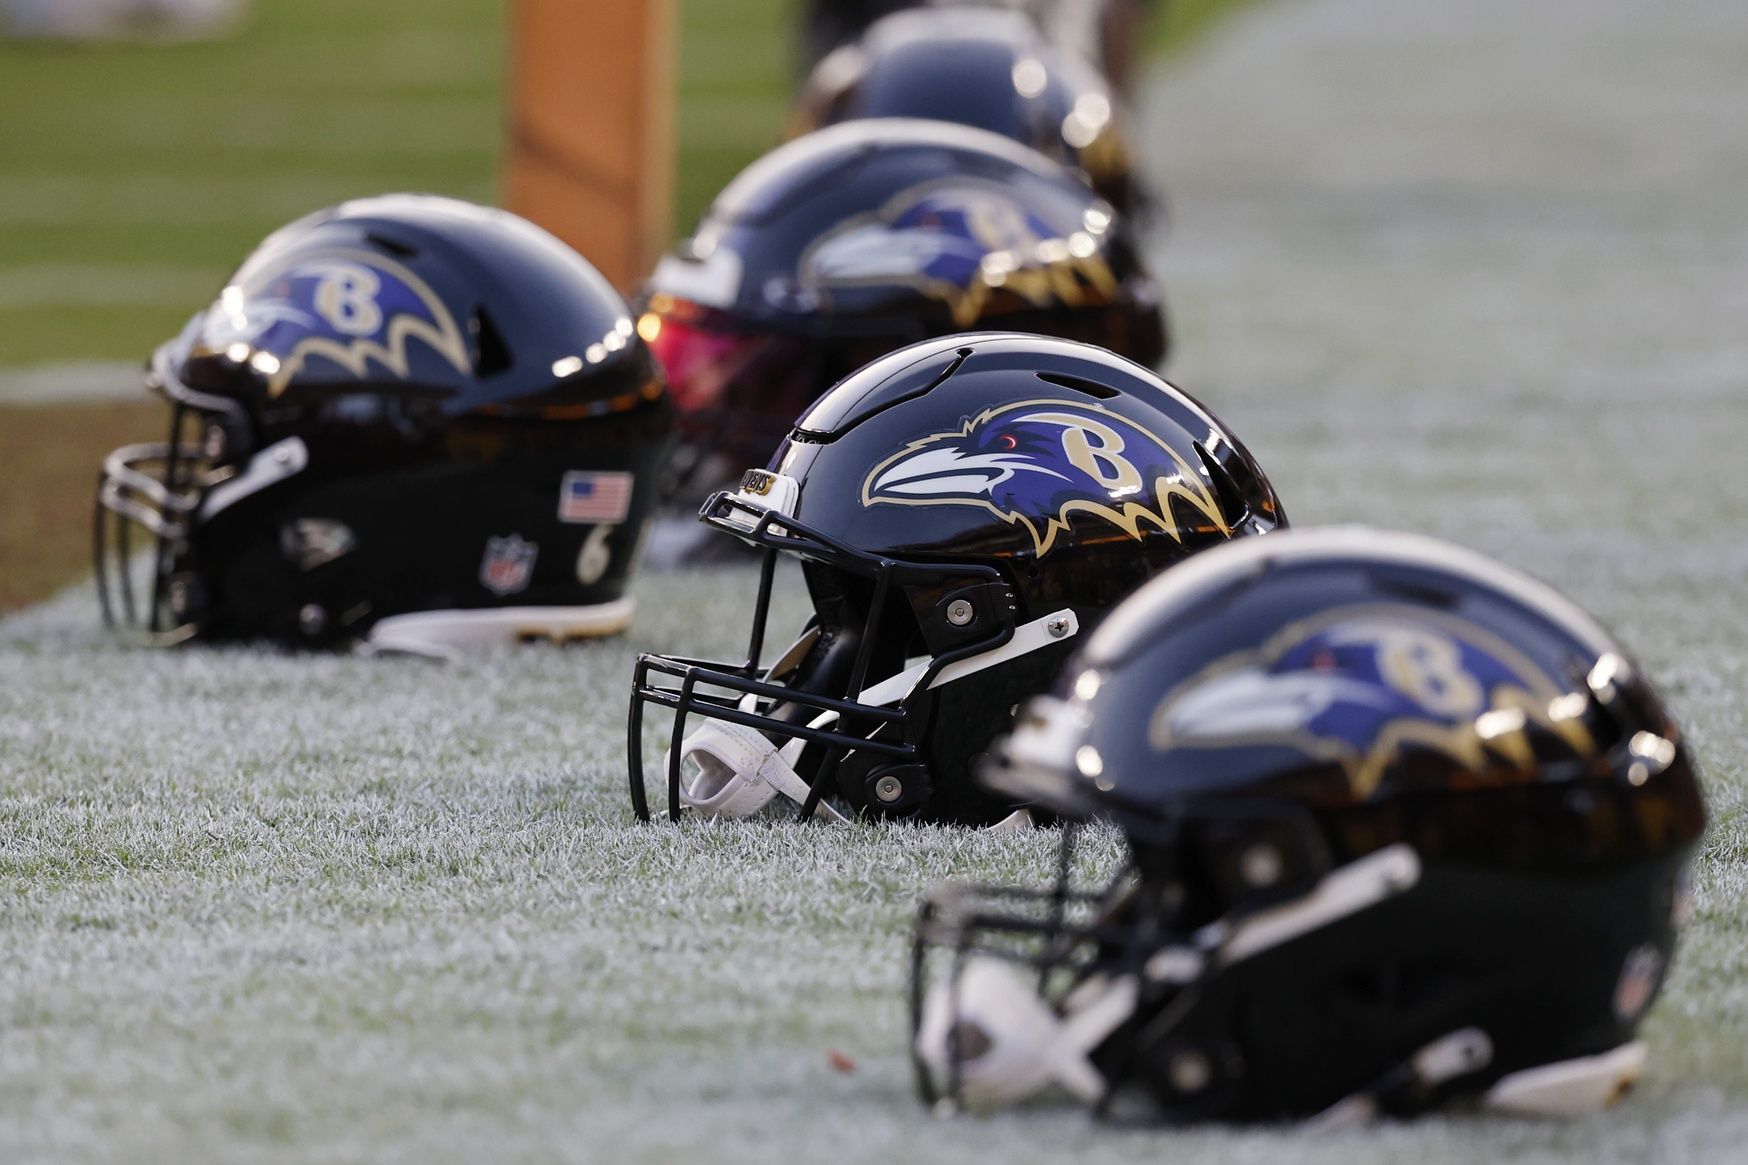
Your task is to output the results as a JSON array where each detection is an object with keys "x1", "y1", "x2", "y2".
[{"x1": 558, "y1": 471, "x2": 633, "y2": 524}]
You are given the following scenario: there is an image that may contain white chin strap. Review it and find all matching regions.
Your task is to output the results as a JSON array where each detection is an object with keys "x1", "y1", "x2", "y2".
[
  {"x1": 1482, "y1": 1040, "x2": 1646, "y2": 1116},
  {"x1": 915, "y1": 958, "x2": 1137, "y2": 1109},
  {"x1": 670, "y1": 717, "x2": 850, "y2": 823},
  {"x1": 668, "y1": 608, "x2": 1079, "y2": 823},
  {"x1": 671, "y1": 716, "x2": 1037, "y2": 829}
]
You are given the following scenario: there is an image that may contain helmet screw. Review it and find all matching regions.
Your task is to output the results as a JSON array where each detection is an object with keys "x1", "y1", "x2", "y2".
[
  {"x1": 874, "y1": 774, "x2": 905, "y2": 803},
  {"x1": 275, "y1": 446, "x2": 294, "y2": 466},
  {"x1": 946, "y1": 599, "x2": 975, "y2": 627},
  {"x1": 1240, "y1": 844, "x2": 1283, "y2": 888},
  {"x1": 297, "y1": 604, "x2": 327, "y2": 637},
  {"x1": 1169, "y1": 1050, "x2": 1212, "y2": 1094},
  {"x1": 167, "y1": 578, "x2": 191, "y2": 617},
  {"x1": 1046, "y1": 616, "x2": 1071, "y2": 638}
]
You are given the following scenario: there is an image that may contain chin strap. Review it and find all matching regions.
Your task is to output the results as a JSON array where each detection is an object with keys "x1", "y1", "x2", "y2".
[
  {"x1": 1311, "y1": 1028, "x2": 1495, "y2": 1128},
  {"x1": 1312, "y1": 1031, "x2": 1647, "y2": 1125},
  {"x1": 1483, "y1": 1041, "x2": 1647, "y2": 1116},
  {"x1": 665, "y1": 609, "x2": 1081, "y2": 823},
  {"x1": 915, "y1": 959, "x2": 1138, "y2": 1109},
  {"x1": 671, "y1": 717, "x2": 1039, "y2": 828},
  {"x1": 670, "y1": 717, "x2": 850, "y2": 823}
]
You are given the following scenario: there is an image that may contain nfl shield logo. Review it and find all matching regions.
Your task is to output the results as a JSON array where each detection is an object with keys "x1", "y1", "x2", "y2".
[{"x1": 479, "y1": 534, "x2": 538, "y2": 597}]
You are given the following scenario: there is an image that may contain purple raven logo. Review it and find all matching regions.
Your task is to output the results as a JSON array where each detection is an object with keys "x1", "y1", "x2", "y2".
[
  {"x1": 196, "y1": 248, "x2": 472, "y2": 397},
  {"x1": 859, "y1": 398, "x2": 1230, "y2": 556},
  {"x1": 1149, "y1": 607, "x2": 1599, "y2": 797},
  {"x1": 799, "y1": 180, "x2": 1118, "y2": 327}
]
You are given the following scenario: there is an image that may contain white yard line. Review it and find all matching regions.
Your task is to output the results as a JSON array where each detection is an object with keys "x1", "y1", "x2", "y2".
[
  {"x1": 0, "y1": 263, "x2": 218, "y2": 310},
  {"x1": 0, "y1": 359, "x2": 141, "y2": 404}
]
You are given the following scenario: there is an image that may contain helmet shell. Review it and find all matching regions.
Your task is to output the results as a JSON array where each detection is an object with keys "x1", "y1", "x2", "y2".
[
  {"x1": 761, "y1": 332, "x2": 1283, "y2": 823},
  {"x1": 649, "y1": 121, "x2": 1157, "y2": 349},
  {"x1": 176, "y1": 193, "x2": 647, "y2": 416},
  {"x1": 641, "y1": 122, "x2": 1166, "y2": 498},
  {"x1": 98, "y1": 194, "x2": 675, "y2": 645},
  {"x1": 1033, "y1": 527, "x2": 1702, "y2": 825},
  {"x1": 955, "y1": 527, "x2": 1707, "y2": 1120},
  {"x1": 627, "y1": 331, "x2": 1286, "y2": 827},
  {"x1": 792, "y1": 8, "x2": 1139, "y2": 214},
  {"x1": 771, "y1": 332, "x2": 1281, "y2": 626}
]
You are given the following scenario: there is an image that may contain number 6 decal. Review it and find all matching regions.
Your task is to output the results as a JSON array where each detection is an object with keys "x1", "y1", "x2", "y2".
[{"x1": 576, "y1": 523, "x2": 615, "y2": 585}]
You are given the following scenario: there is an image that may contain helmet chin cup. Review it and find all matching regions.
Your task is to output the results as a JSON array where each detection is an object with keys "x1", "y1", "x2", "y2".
[
  {"x1": 915, "y1": 957, "x2": 1135, "y2": 1109},
  {"x1": 672, "y1": 719, "x2": 848, "y2": 822}
]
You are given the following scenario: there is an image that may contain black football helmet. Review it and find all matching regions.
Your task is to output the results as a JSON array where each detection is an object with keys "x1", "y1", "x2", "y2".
[
  {"x1": 791, "y1": 7, "x2": 1143, "y2": 216},
  {"x1": 797, "y1": 0, "x2": 921, "y2": 70},
  {"x1": 627, "y1": 332, "x2": 1285, "y2": 826},
  {"x1": 94, "y1": 194, "x2": 675, "y2": 651},
  {"x1": 912, "y1": 527, "x2": 1707, "y2": 1120},
  {"x1": 639, "y1": 119, "x2": 1166, "y2": 504}
]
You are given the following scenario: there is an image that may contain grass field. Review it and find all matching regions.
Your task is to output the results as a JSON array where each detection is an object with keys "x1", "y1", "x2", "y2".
[{"x1": 4, "y1": 0, "x2": 1746, "y2": 1160}]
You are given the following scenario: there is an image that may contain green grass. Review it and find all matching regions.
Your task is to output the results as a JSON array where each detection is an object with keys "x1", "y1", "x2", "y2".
[
  {"x1": 1151, "y1": 0, "x2": 1265, "y2": 56},
  {"x1": 0, "y1": 0, "x2": 1247, "y2": 369},
  {"x1": 0, "y1": 0, "x2": 790, "y2": 368},
  {"x1": 0, "y1": 0, "x2": 500, "y2": 365}
]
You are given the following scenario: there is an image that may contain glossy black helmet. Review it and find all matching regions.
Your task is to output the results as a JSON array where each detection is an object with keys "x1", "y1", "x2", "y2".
[
  {"x1": 791, "y1": 7, "x2": 1142, "y2": 215},
  {"x1": 628, "y1": 332, "x2": 1284, "y2": 826},
  {"x1": 94, "y1": 194, "x2": 675, "y2": 651},
  {"x1": 913, "y1": 527, "x2": 1706, "y2": 1121},
  {"x1": 639, "y1": 119, "x2": 1167, "y2": 503}
]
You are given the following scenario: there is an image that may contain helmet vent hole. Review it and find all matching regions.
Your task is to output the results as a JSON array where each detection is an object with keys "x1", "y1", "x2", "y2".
[
  {"x1": 1035, "y1": 371, "x2": 1119, "y2": 400},
  {"x1": 1194, "y1": 442, "x2": 1251, "y2": 527},
  {"x1": 1372, "y1": 569, "x2": 1462, "y2": 608},
  {"x1": 473, "y1": 307, "x2": 514, "y2": 378},
  {"x1": 364, "y1": 231, "x2": 419, "y2": 259}
]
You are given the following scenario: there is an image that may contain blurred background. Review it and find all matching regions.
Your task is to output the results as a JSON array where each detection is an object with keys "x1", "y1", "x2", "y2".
[{"x1": 0, "y1": 0, "x2": 1244, "y2": 610}]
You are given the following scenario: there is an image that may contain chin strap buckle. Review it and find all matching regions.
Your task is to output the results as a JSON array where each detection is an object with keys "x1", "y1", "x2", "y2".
[
  {"x1": 670, "y1": 718, "x2": 849, "y2": 822},
  {"x1": 915, "y1": 958, "x2": 1138, "y2": 1110}
]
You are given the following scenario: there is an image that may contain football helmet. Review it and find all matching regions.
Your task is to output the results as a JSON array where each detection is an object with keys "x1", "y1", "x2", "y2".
[
  {"x1": 627, "y1": 332, "x2": 1285, "y2": 826},
  {"x1": 639, "y1": 119, "x2": 1166, "y2": 504},
  {"x1": 791, "y1": 7, "x2": 1143, "y2": 216},
  {"x1": 94, "y1": 194, "x2": 675, "y2": 651},
  {"x1": 912, "y1": 527, "x2": 1707, "y2": 1120}
]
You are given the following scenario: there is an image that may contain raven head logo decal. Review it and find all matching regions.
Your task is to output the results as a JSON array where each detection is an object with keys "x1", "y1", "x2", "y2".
[
  {"x1": 799, "y1": 180, "x2": 1119, "y2": 328},
  {"x1": 1148, "y1": 607, "x2": 1601, "y2": 798},
  {"x1": 859, "y1": 398, "x2": 1231, "y2": 556},
  {"x1": 196, "y1": 248, "x2": 473, "y2": 397}
]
